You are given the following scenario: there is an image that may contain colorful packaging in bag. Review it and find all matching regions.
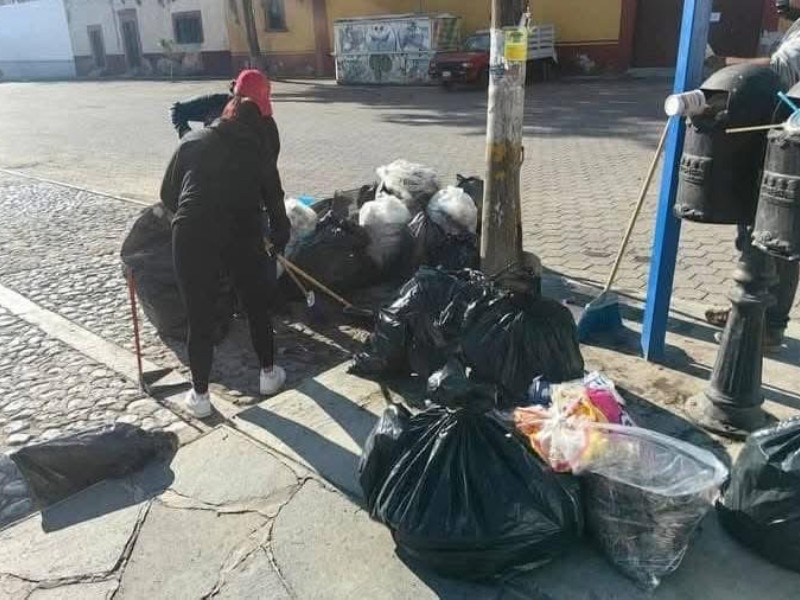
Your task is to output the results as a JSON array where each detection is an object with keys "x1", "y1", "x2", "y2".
[{"x1": 514, "y1": 376, "x2": 632, "y2": 472}]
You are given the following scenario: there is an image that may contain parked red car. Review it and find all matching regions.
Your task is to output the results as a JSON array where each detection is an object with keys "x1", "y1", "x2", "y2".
[{"x1": 429, "y1": 32, "x2": 491, "y2": 88}]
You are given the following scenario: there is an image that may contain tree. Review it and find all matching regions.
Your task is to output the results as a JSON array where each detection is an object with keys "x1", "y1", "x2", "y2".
[{"x1": 240, "y1": 0, "x2": 265, "y2": 71}]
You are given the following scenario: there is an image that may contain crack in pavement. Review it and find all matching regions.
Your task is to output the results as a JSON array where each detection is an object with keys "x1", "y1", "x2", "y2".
[{"x1": 0, "y1": 501, "x2": 151, "y2": 598}]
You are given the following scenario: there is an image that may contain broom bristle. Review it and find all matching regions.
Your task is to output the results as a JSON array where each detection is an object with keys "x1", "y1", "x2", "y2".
[{"x1": 577, "y1": 294, "x2": 623, "y2": 342}]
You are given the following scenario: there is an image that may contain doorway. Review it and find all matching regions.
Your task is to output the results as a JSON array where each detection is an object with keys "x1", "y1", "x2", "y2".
[
  {"x1": 88, "y1": 25, "x2": 106, "y2": 69},
  {"x1": 632, "y1": 0, "x2": 682, "y2": 68},
  {"x1": 118, "y1": 9, "x2": 142, "y2": 69}
]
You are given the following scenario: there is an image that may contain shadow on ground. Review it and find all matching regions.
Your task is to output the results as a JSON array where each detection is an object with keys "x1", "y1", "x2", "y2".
[{"x1": 273, "y1": 78, "x2": 669, "y2": 146}]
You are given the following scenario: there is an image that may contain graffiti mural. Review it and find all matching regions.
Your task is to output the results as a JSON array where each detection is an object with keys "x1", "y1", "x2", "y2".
[{"x1": 335, "y1": 16, "x2": 457, "y2": 85}]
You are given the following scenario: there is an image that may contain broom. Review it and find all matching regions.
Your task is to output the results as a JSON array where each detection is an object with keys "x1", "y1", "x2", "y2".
[{"x1": 577, "y1": 119, "x2": 670, "y2": 342}]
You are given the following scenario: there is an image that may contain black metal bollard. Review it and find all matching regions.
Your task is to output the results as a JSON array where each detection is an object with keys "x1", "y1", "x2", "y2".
[{"x1": 686, "y1": 237, "x2": 776, "y2": 438}]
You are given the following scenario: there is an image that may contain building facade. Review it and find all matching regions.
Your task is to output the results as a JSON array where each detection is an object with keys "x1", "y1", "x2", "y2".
[
  {"x1": 225, "y1": 0, "x2": 643, "y2": 77},
  {"x1": 0, "y1": 0, "x2": 75, "y2": 80},
  {"x1": 64, "y1": 0, "x2": 231, "y2": 76}
]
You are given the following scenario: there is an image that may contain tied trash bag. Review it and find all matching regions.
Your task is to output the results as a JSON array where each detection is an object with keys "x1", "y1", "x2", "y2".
[
  {"x1": 358, "y1": 193, "x2": 413, "y2": 273},
  {"x1": 408, "y1": 211, "x2": 479, "y2": 271},
  {"x1": 376, "y1": 159, "x2": 440, "y2": 214},
  {"x1": 573, "y1": 423, "x2": 728, "y2": 590},
  {"x1": 358, "y1": 403, "x2": 412, "y2": 511},
  {"x1": 350, "y1": 267, "x2": 486, "y2": 378},
  {"x1": 427, "y1": 186, "x2": 478, "y2": 235},
  {"x1": 366, "y1": 405, "x2": 584, "y2": 580},
  {"x1": 120, "y1": 203, "x2": 233, "y2": 341},
  {"x1": 285, "y1": 210, "x2": 375, "y2": 293},
  {"x1": 461, "y1": 287, "x2": 584, "y2": 401},
  {"x1": 11, "y1": 423, "x2": 178, "y2": 509},
  {"x1": 717, "y1": 418, "x2": 800, "y2": 572},
  {"x1": 426, "y1": 357, "x2": 500, "y2": 412}
]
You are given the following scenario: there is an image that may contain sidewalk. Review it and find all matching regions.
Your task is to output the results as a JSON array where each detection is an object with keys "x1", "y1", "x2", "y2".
[{"x1": 1, "y1": 286, "x2": 799, "y2": 599}]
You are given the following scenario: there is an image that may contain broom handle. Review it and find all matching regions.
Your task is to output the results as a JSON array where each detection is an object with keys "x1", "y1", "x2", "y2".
[
  {"x1": 125, "y1": 269, "x2": 145, "y2": 387},
  {"x1": 283, "y1": 257, "x2": 310, "y2": 297},
  {"x1": 278, "y1": 255, "x2": 355, "y2": 309},
  {"x1": 603, "y1": 119, "x2": 670, "y2": 293}
]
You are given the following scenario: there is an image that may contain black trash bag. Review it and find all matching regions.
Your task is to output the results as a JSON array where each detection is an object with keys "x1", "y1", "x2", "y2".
[
  {"x1": 461, "y1": 288, "x2": 584, "y2": 402},
  {"x1": 456, "y1": 174, "x2": 484, "y2": 234},
  {"x1": 408, "y1": 211, "x2": 479, "y2": 271},
  {"x1": 120, "y1": 203, "x2": 233, "y2": 341},
  {"x1": 427, "y1": 356, "x2": 500, "y2": 412},
  {"x1": 717, "y1": 418, "x2": 800, "y2": 572},
  {"x1": 350, "y1": 267, "x2": 486, "y2": 378},
  {"x1": 369, "y1": 406, "x2": 584, "y2": 580},
  {"x1": 285, "y1": 210, "x2": 376, "y2": 294},
  {"x1": 10, "y1": 423, "x2": 178, "y2": 509},
  {"x1": 359, "y1": 403, "x2": 412, "y2": 510}
]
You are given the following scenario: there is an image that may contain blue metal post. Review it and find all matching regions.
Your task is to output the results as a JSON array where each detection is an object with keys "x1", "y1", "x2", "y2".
[{"x1": 641, "y1": 0, "x2": 713, "y2": 361}]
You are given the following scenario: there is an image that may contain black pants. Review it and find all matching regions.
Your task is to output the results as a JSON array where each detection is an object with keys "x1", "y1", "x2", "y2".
[
  {"x1": 173, "y1": 222, "x2": 276, "y2": 393},
  {"x1": 736, "y1": 225, "x2": 799, "y2": 331}
]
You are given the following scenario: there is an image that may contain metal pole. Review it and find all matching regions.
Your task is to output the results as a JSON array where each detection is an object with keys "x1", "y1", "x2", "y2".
[
  {"x1": 481, "y1": 0, "x2": 527, "y2": 275},
  {"x1": 640, "y1": 0, "x2": 712, "y2": 361}
]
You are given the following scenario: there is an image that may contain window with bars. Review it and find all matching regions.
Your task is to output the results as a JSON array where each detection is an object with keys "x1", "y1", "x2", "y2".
[{"x1": 173, "y1": 11, "x2": 204, "y2": 44}]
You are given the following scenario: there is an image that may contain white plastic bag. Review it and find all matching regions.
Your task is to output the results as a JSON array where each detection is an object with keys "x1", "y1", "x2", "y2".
[
  {"x1": 280, "y1": 198, "x2": 318, "y2": 278},
  {"x1": 285, "y1": 198, "x2": 318, "y2": 244},
  {"x1": 574, "y1": 423, "x2": 728, "y2": 590},
  {"x1": 359, "y1": 193, "x2": 412, "y2": 271},
  {"x1": 376, "y1": 159, "x2": 440, "y2": 213},
  {"x1": 427, "y1": 186, "x2": 478, "y2": 235}
]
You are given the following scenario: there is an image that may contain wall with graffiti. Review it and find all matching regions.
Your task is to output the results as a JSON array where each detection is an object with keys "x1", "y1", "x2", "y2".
[{"x1": 334, "y1": 15, "x2": 460, "y2": 85}]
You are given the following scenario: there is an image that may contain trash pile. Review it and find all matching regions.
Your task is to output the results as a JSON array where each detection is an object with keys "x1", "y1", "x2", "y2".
[
  {"x1": 360, "y1": 362, "x2": 584, "y2": 580},
  {"x1": 121, "y1": 159, "x2": 483, "y2": 338},
  {"x1": 351, "y1": 265, "x2": 585, "y2": 400},
  {"x1": 358, "y1": 325, "x2": 729, "y2": 587},
  {"x1": 120, "y1": 203, "x2": 234, "y2": 341},
  {"x1": 717, "y1": 418, "x2": 800, "y2": 573}
]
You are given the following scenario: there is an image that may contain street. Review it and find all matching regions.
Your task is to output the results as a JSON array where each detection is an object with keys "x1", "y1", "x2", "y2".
[
  {"x1": 2, "y1": 78, "x2": 795, "y2": 314},
  {"x1": 0, "y1": 77, "x2": 799, "y2": 598}
]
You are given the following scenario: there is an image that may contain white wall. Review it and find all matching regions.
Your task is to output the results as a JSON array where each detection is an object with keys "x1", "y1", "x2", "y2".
[
  {"x1": 0, "y1": 0, "x2": 76, "y2": 79},
  {"x1": 65, "y1": 0, "x2": 228, "y2": 58},
  {"x1": 64, "y1": 0, "x2": 121, "y2": 57}
]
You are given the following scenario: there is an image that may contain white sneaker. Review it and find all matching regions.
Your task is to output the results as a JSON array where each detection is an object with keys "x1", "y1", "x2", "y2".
[
  {"x1": 180, "y1": 389, "x2": 212, "y2": 418},
  {"x1": 260, "y1": 366, "x2": 286, "y2": 396}
]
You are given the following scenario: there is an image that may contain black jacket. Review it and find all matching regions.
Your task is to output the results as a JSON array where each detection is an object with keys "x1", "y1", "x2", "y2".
[
  {"x1": 170, "y1": 93, "x2": 231, "y2": 138},
  {"x1": 160, "y1": 113, "x2": 290, "y2": 253}
]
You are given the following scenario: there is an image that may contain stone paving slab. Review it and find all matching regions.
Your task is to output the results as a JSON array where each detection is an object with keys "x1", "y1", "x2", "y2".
[
  {"x1": 116, "y1": 503, "x2": 268, "y2": 599},
  {"x1": 0, "y1": 478, "x2": 147, "y2": 582},
  {"x1": 234, "y1": 362, "x2": 406, "y2": 496}
]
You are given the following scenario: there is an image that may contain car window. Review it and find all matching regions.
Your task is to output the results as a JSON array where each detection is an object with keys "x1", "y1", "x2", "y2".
[{"x1": 463, "y1": 35, "x2": 490, "y2": 52}]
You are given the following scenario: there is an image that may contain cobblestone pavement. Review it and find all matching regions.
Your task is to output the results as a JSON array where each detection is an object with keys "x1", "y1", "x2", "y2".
[{"x1": 0, "y1": 78, "x2": 796, "y2": 316}]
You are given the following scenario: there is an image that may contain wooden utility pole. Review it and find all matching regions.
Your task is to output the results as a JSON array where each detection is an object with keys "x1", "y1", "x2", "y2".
[{"x1": 481, "y1": 0, "x2": 528, "y2": 275}]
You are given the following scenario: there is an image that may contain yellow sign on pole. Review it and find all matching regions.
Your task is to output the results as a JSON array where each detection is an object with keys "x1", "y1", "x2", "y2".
[{"x1": 504, "y1": 27, "x2": 528, "y2": 63}]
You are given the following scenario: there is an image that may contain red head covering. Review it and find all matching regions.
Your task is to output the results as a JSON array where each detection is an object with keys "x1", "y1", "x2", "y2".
[{"x1": 233, "y1": 69, "x2": 272, "y2": 117}]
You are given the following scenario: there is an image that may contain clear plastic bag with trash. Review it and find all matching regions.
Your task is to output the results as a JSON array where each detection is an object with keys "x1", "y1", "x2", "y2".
[
  {"x1": 571, "y1": 423, "x2": 728, "y2": 590},
  {"x1": 358, "y1": 193, "x2": 413, "y2": 272},
  {"x1": 376, "y1": 159, "x2": 440, "y2": 214},
  {"x1": 427, "y1": 185, "x2": 478, "y2": 235}
]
